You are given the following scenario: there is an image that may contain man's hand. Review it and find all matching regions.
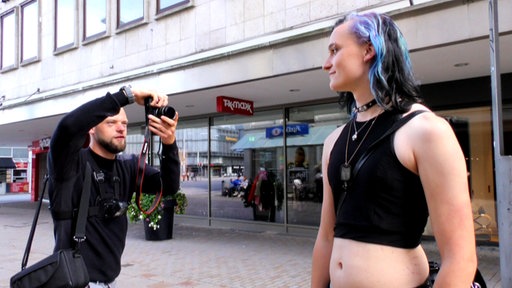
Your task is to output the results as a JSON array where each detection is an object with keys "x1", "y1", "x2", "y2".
[
  {"x1": 131, "y1": 88, "x2": 168, "y2": 108},
  {"x1": 129, "y1": 87, "x2": 177, "y2": 144},
  {"x1": 148, "y1": 112, "x2": 179, "y2": 145}
]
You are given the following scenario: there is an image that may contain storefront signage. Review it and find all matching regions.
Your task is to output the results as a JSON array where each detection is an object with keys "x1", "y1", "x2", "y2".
[
  {"x1": 266, "y1": 124, "x2": 309, "y2": 138},
  {"x1": 216, "y1": 96, "x2": 254, "y2": 116},
  {"x1": 9, "y1": 182, "x2": 29, "y2": 193},
  {"x1": 32, "y1": 136, "x2": 51, "y2": 149},
  {"x1": 15, "y1": 162, "x2": 28, "y2": 169}
]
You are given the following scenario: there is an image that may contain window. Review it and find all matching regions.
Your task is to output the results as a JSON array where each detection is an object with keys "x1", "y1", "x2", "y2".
[
  {"x1": 118, "y1": 0, "x2": 144, "y2": 29},
  {"x1": 1, "y1": 9, "x2": 17, "y2": 71},
  {"x1": 21, "y1": 0, "x2": 39, "y2": 64},
  {"x1": 173, "y1": 119, "x2": 209, "y2": 218},
  {"x1": 12, "y1": 148, "x2": 28, "y2": 158},
  {"x1": 503, "y1": 104, "x2": 512, "y2": 155},
  {"x1": 0, "y1": 148, "x2": 11, "y2": 157},
  {"x1": 211, "y1": 110, "x2": 285, "y2": 223},
  {"x1": 157, "y1": 0, "x2": 190, "y2": 14},
  {"x1": 83, "y1": 0, "x2": 107, "y2": 41},
  {"x1": 55, "y1": 0, "x2": 76, "y2": 52}
]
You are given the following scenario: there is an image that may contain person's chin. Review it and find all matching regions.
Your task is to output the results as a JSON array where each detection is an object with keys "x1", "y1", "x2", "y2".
[{"x1": 112, "y1": 141, "x2": 126, "y2": 152}]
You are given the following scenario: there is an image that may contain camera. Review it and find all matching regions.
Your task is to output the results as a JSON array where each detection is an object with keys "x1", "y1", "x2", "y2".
[
  {"x1": 98, "y1": 198, "x2": 128, "y2": 219},
  {"x1": 148, "y1": 106, "x2": 176, "y2": 120}
]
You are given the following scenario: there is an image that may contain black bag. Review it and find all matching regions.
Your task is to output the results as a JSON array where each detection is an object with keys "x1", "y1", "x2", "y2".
[
  {"x1": 11, "y1": 164, "x2": 93, "y2": 288},
  {"x1": 10, "y1": 249, "x2": 89, "y2": 288},
  {"x1": 428, "y1": 261, "x2": 487, "y2": 288}
]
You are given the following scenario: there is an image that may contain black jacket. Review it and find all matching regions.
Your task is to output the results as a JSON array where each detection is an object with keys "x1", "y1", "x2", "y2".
[{"x1": 47, "y1": 90, "x2": 180, "y2": 282}]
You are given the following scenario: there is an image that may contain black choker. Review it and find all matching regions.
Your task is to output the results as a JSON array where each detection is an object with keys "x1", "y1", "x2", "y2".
[{"x1": 353, "y1": 99, "x2": 377, "y2": 114}]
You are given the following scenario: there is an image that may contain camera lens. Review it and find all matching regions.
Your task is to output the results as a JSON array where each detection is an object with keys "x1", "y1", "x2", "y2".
[{"x1": 155, "y1": 106, "x2": 176, "y2": 120}]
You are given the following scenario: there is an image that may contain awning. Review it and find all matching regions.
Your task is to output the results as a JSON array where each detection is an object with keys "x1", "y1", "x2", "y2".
[
  {"x1": 0, "y1": 157, "x2": 16, "y2": 169},
  {"x1": 231, "y1": 125, "x2": 337, "y2": 151}
]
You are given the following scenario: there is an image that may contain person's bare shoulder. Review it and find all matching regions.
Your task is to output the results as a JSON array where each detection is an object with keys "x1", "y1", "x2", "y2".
[{"x1": 324, "y1": 125, "x2": 345, "y2": 152}]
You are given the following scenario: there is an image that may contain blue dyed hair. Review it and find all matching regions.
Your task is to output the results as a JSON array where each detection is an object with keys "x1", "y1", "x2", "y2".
[{"x1": 333, "y1": 12, "x2": 422, "y2": 114}]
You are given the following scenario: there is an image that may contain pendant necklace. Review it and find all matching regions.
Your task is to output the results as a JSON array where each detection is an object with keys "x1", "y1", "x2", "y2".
[
  {"x1": 351, "y1": 118, "x2": 371, "y2": 141},
  {"x1": 351, "y1": 98, "x2": 378, "y2": 141},
  {"x1": 340, "y1": 112, "x2": 381, "y2": 189}
]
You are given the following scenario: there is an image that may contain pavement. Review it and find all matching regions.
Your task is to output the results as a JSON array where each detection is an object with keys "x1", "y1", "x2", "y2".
[{"x1": 0, "y1": 193, "x2": 502, "y2": 288}]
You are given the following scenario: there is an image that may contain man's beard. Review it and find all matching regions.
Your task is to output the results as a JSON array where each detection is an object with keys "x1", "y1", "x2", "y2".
[{"x1": 97, "y1": 137, "x2": 126, "y2": 154}]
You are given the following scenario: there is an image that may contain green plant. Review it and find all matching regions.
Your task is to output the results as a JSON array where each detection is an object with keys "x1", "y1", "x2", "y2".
[{"x1": 127, "y1": 191, "x2": 188, "y2": 230}]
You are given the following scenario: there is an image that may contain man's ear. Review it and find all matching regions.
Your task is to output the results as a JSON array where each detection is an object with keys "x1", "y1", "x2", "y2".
[{"x1": 363, "y1": 43, "x2": 376, "y2": 62}]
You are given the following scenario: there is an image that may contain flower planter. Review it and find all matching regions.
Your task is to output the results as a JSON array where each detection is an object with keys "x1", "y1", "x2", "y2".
[{"x1": 143, "y1": 199, "x2": 176, "y2": 241}]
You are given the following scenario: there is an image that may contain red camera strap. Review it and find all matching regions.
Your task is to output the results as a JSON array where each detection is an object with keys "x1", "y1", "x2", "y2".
[{"x1": 135, "y1": 124, "x2": 163, "y2": 215}]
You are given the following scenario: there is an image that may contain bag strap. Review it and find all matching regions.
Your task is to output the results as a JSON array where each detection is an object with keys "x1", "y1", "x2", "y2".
[
  {"x1": 352, "y1": 110, "x2": 427, "y2": 178},
  {"x1": 336, "y1": 110, "x2": 427, "y2": 214},
  {"x1": 74, "y1": 162, "x2": 92, "y2": 244},
  {"x1": 20, "y1": 162, "x2": 93, "y2": 269},
  {"x1": 21, "y1": 175, "x2": 49, "y2": 269}
]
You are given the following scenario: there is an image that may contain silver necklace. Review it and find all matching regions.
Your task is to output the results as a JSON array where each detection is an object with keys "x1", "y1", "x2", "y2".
[
  {"x1": 351, "y1": 118, "x2": 372, "y2": 141},
  {"x1": 340, "y1": 113, "x2": 380, "y2": 189}
]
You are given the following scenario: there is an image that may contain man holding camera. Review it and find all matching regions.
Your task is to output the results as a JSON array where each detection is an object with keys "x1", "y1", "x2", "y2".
[{"x1": 47, "y1": 86, "x2": 180, "y2": 287}]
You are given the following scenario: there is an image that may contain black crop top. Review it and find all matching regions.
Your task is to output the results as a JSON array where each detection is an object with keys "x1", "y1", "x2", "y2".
[{"x1": 328, "y1": 111, "x2": 428, "y2": 249}]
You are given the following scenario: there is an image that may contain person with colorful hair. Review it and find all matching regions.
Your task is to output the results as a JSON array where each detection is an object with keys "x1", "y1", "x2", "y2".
[{"x1": 311, "y1": 12, "x2": 477, "y2": 287}]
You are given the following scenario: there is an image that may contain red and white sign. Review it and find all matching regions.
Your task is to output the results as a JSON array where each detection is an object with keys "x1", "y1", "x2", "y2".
[
  {"x1": 15, "y1": 162, "x2": 28, "y2": 169},
  {"x1": 9, "y1": 182, "x2": 29, "y2": 193},
  {"x1": 32, "y1": 137, "x2": 51, "y2": 149},
  {"x1": 216, "y1": 96, "x2": 254, "y2": 116}
]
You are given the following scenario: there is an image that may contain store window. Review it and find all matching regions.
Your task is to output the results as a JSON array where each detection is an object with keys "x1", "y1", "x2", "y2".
[
  {"x1": 117, "y1": 0, "x2": 144, "y2": 29},
  {"x1": 83, "y1": 0, "x2": 107, "y2": 41},
  {"x1": 1, "y1": 9, "x2": 17, "y2": 71},
  {"x1": 176, "y1": 119, "x2": 209, "y2": 218},
  {"x1": 21, "y1": 0, "x2": 39, "y2": 65},
  {"x1": 213, "y1": 110, "x2": 285, "y2": 223},
  {"x1": 12, "y1": 147, "x2": 28, "y2": 159},
  {"x1": 0, "y1": 148, "x2": 11, "y2": 157},
  {"x1": 55, "y1": 0, "x2": 76, "y2": 52},
  {"x1": 286, "y1": 103, "x2": 348, "y2": 227},
  {"x1": 503, "y1": 104, "x2": 512, "y2": 156},
  {"x1": 435, "y1": 107, "x2": 497, "y2": 242}
]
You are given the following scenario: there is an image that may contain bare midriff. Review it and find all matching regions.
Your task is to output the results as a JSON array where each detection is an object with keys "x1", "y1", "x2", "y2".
[{"x1": 329, "y1": 238, "x2": 429, "y2": 287}]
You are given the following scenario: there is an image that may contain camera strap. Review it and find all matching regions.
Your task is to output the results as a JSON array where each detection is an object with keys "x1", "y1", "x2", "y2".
[
  {"x1": 89, "y1": 158, "x2": 120, "y2": 200},
  {"x1": 134, "y1": 98, "x2": 163, "y2": 215}
]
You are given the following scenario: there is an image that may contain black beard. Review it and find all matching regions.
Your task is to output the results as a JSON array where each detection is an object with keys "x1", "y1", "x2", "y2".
[{"x1": 97, "y1": 137, "x2": 125, "y2": 154}]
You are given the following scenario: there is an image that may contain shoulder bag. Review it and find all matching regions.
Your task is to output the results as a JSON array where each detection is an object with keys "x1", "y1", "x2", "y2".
[{"x1": 10, "y1": 163, "x2": 92, "y2": 288}]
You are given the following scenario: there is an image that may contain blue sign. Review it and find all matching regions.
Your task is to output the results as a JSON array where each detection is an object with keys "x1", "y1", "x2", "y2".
[{"x1": 266, "y1": 124, "x2": 309, "y2": 138}]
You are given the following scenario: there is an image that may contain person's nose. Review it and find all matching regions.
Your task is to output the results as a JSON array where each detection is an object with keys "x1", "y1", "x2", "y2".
[
  {"x1": 322, "y1": 57, "x2": 332, "y2": 71},
  {"x1": 116, "y1": 123, "x2": 126, "y2": 133}
]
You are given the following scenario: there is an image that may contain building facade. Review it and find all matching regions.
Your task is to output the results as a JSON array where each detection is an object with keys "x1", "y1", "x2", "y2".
[{"x1": 1, "y1": 0, "x2": 511, "y2": 252}]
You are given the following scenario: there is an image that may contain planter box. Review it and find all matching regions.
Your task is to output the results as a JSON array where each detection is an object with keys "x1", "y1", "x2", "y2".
[{"x1": 143, "y1": 199, "x2": 175, "y2": 241}]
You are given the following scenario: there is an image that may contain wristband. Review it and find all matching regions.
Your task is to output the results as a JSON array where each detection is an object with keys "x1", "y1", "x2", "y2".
[{"x1": 120, "y1": 85, "x2": 134, "y2": 104}]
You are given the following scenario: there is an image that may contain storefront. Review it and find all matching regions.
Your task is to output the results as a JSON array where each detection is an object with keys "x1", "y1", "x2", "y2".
[
  {"x1": 119, "y1": 72, "x2": 509, "y2": 243},
  {"x1": 0, "y1": 148, "x2": 29, "y2": 194},
  {"x1": 0, "y1": 157, "x2": 16, "y2": 194}
]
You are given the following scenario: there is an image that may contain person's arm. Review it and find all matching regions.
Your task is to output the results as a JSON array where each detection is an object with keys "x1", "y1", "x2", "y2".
[
  {"x1": 311, "y1": 127, "x2": 342, "y2": 288},
  {"x1": 49, "y1": 89, "x2": 129, "y2": 179},
  {"x1": 410, "y1": 112, "x2": 477, "y2": 287},
  {"x1": 49, "y1": 86, "x2": 169, "y2": 180},
  {"x1": 159, "y1": 142, "x2": 181, "y2": 196},
  {"x1": 143, "y1": 103, "x2": 180, "y2": 196}
]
